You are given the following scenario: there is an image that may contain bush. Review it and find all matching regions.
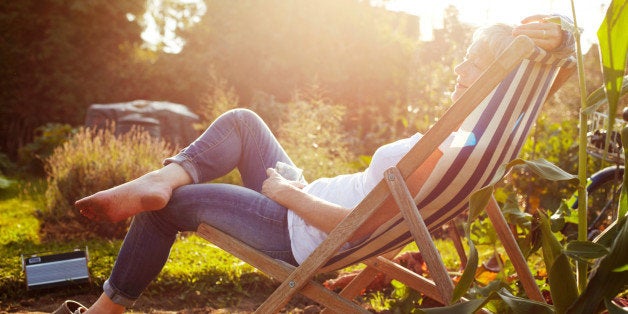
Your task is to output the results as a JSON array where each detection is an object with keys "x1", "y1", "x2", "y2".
[
  {"x1": 512, "y1": 115, "x2": 580, "y2": 212},
  {"x1": 18, "y1": 123, "x2": 76, "y2": 176},
  {"x1": 44, "y1": 125, "x2": 176, "y2": 238},
  {"x1": 275, "y1": 96, "x2": 358, "y2": 180}
]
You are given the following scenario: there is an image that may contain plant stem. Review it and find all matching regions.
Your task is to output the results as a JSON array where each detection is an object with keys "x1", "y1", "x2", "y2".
[{"x1": 570, "y1": 0, "x2": 589, "y2": 293}]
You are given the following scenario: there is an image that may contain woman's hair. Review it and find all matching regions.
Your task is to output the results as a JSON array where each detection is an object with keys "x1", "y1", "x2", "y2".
[{"x1": 471, "y1": 23, "x2": 515, "y2": 61}]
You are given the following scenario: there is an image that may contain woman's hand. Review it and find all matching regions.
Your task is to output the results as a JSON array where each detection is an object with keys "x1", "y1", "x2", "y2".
[
  {"x1": 513, "y1": 14, "x2": 564, "y2": 51},
  {"x1": 261, "y1": 168, "x2": 304, "y2": 204},
  {"x1": 262, "y1": 168, "x2": 350, "y2": 235}
]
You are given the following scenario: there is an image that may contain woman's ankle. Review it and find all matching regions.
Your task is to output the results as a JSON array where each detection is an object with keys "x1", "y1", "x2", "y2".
[{"x1": 86, "y1": 293, "x2": 125, "y2": 314}]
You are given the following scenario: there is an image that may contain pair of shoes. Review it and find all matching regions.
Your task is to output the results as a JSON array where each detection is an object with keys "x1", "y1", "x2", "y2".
[{"x1": 51, "y1": 300, "x2": 88, "y2": 314}]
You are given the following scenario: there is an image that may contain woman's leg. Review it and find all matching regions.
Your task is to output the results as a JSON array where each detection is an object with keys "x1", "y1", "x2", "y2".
[
  {"x1": 165, "y1": 108, "x2": 295, "y2": 190},
  {"x1": 77, "y1": 163, "x2": 191, "y2": 222},
  {"x1": 99, "y1": 183, "x2": 295, "y2": 308},
  {"x1": 77, "y1": 108, "x2": 296, "y2": 222}
]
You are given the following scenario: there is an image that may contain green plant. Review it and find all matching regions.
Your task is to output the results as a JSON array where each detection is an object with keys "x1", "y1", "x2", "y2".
[
  {"x1": 429, "y1": 156, "x2": 626, "y2": 313},
  {"x1": 274, "y1": 96, "x2": 358, "y2": 180},
  {"x1": 572, "y1": 0, "x2": 628, "y2": 293},
  {"x1": 17, "y1": 123, "x2": 76, "y2": 175},
  {"x1": 514, "y1": 115, "x2": 580, "y2": 214},
  {"x1": 44, "y1": 125, "x2": 176, "y2": 238}
]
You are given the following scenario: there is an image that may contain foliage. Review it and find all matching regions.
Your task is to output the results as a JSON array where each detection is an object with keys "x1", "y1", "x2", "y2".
[
  {"x1": 193, "y1": 70, "x2": 240, "y2": 131},
  {"x1": 597, "y1": 0, "x2": 628, "y2": 128},
  {"x1": 0, "y1": 0, "x2": 147, "y2": 160},
  {"x1": 572, "y1": 0, "x2": 628, "y2": 294},
  {"x1": 272, "y1": 95, "x2": 357, "y2": 179},
  {"x1": 17, "y1": 123, "x2": 76, "y2": 175},
  {"x1": 44, "y1": 126, "x2": 176, "y2": 238},
  {"x1": 433, "y1": 155, "x2": 627, "y2": 314},
  {"x1": 513, "y1": 115, "x2": 580, "y2": 213},
  {"x1": 0, "y1": 181, "x2": 273, "y2": 308},
  {"x1": 1, "y1": 0, "x2": 469, "y2": 165},
  {"x1": 2, "y1": 1, "x2": 625, "y2": 312}
]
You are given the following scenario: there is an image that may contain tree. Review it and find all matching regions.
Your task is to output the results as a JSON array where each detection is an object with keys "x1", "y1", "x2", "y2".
[{"x1": 0, "y1": 0, "x2": 146, "y2": 160}]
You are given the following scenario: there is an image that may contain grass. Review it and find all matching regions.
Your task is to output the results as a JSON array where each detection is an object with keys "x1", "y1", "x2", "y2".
[
  {"x1": 0, "y1": 176, "x2": 548, "y2": 312},
  {"x1": 0, "y1": 178, "x2": 278, "y2": 311}
]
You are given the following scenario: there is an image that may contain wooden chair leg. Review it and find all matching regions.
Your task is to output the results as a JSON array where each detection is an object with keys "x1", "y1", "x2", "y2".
[
  {"x1": 485, "y1": 197, "x2": 544, "y2": 303},
  {"x1": 447, "y1": 219, "x2": 468, "y2": 269},
  {"x1": 197, "y1": 224, "x2": 369, "y2": 313},
  {"x1": 319, "y1": 266, "x2": 381, "y2": 314},
  {"x1": 385, "y1": 167, "x2": 455, "y2": 304}
]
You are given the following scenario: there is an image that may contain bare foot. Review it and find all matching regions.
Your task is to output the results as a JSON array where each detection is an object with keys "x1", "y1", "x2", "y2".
[{"x1": 75, "y1": 171, "x2": 173, "y2": 223}]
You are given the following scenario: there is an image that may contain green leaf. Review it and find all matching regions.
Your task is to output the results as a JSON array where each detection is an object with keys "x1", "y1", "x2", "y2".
[
  {"x1": 583, "y1": 75, "x2": 628, "y2": 115},
  {"x1": 516, "y1": 158, "x2": 578, "y2": 182},
  {"x1": 497, "y1": 288, "x2": 555, "y2": 314},
  {"x1": 538, "y1": 211, "x2": 564, "y2": 268},
  {"x1": 597, "y1": 0, "x2": 628, "y2": 136},
  {"x1": 469, "y1": 185, "x2": 494, "y2": 221},
  {"x1": 550, "y1": 202, "x2": 572, "y2": 232},
  {"x1": 468, "y1": 159, "x2": 576, "y2": 221},
  {"x1": 568, "y1": 215, "x2": 628, "y2": 313},
  {"x1": 420, "y1": 298, "x2": 488, "y2": 314},
  {"x1": 604, "y1": 298, "x2": 628, "y2": 314},
  {"x1": 594, "y1": 215, "x2": 627, "y2": 248},
  {"x1": 564, "y1": 240, "x2": 610, "y2": 260},
  {"x1": 548, "y1": 254, "x2": 579, "y2": 314},
  {"x1": 620, "y1": 127, "x2": 628, "y2": 219},
  {"x1": 613, "y1": 264, "x2": 628, "y2": 272},
  {"x1": 539, "y1": 212, "x2": 579, "y2": 313}
]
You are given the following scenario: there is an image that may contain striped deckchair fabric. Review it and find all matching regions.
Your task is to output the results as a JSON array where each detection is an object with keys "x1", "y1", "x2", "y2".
[
  {"x1": 196, "y1": 36, "x2": 576, "y2": 313},
  {"x1": 321, "y1": 45, "x2": 576, "y2": 273}
]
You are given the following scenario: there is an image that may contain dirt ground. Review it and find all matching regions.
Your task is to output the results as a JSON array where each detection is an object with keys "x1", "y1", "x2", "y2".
[{"x1": 1, "y1": 286, "x2": 328, "y2": 314}]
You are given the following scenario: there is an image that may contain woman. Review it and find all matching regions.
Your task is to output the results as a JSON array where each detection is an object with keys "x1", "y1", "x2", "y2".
[{"x1": 55, "y1": 14, "x2": 573, "y2": 314}]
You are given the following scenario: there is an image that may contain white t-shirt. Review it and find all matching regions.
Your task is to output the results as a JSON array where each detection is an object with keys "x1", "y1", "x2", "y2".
[
  {"x1": 287, "y1": 130, "x2": 476, "y2": 264},
  {"x1": 287, "y1": 132, "x2": 427, "y2": 264}
]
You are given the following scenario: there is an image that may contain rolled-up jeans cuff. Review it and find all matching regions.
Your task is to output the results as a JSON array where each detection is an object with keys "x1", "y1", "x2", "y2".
[
  {"x1": 103, "y1": 279, "x2": 138, "y2": 308},
  {"x1": 163, "y1": 154, "x2": 200, "y2": 184}
]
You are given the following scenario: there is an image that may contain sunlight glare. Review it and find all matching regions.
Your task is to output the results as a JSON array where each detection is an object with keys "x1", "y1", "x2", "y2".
[{"x1": 385, "y1": 0, "x2": 611, "y2": 48}]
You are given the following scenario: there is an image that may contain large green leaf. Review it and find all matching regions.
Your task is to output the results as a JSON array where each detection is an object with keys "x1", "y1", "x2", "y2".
[
  {"x1": 463, "y1": 159, "x2": 578, "y2": 311},
  {"x1": 419, "y1": 298, "x2": 488, "y2": 313},
  {"x1": 564, "y1": 240, "x2": 609, "y2": 261},
  {"x1": 497, "y1": 288, "x2": 555, "y2": 314},
  {"x1": 420, "y1": 289, "x2": 556, "y2": 313},
  {"x1": 597, "y1": 0, "x2": 628, "y2": 132},
  {"x1": 539, "y1": 211, "x2": 579, "y2": 314},
  {"x1": 568, "y1": 216, "x2": 628, "y2": 313},
  {"x1": 468, "y1": 159, "x2": 577, "y2": 221},
  {"x1": 620, "y1": 127, "x2": 628, "y2": 219}
]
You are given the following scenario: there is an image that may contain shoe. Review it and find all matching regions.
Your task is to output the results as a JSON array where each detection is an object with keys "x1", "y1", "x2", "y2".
[{"x1": 51, "y1": 300, "x2": 88, "y2": 314}]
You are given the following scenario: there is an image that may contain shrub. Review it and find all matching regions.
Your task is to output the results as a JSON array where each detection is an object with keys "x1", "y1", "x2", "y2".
[
  {"x1": 511, "y1": 115, "x2": 580, "y2": 212},
  {"x1": 18, "y1": 123, "x2": 76, "y2": 176},
  {"x1": 275, "y1": 96, "x2": 358, "y2": 180},
  {"x1": 44, "y1": 125, "x2": 176, "y2": 238}
]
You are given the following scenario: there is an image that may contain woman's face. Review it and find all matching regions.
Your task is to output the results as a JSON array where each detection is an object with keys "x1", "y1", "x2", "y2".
[{"x1": 451, "y1": 42, "x2": 491, "y2": 103}]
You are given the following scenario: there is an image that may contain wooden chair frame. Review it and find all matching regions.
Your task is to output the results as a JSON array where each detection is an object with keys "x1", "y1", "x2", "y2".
[{"x1": 196, "y1": 36, "x2": 575, "y2": 313}]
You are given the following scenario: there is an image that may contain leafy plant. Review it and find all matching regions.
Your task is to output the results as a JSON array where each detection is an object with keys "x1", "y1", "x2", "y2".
[
  {"x1": 18, "y1": 123, "x2": 76, "y2": 175},
  {"x1": 44, "y1": 125, "x2": 176, "y2": 238},
  {"x1": 273, "y1": 95, "x2": 357, "y2": 180},
  {"x1": 572, "y1": 0, "x2": 628, "y2": 292}
]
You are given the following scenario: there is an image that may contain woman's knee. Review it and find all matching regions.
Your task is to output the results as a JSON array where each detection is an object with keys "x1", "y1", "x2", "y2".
[{"x1": 225, "y1": 108, "x2": 266, "y2": 128}]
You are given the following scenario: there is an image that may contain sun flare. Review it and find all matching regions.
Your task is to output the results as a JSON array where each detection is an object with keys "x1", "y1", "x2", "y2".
[{"x1": 384, "y1": 0, "x2": 610, "y2": 48}]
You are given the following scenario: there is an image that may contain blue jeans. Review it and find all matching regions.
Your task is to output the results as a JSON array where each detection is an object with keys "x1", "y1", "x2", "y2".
[{"x1": 103, "y1": 109, "x2": 298, "y2": 306}]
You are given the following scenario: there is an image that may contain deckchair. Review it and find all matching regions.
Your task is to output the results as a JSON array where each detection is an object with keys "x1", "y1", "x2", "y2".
[{"x1": 196, "y1": 35, "x2": 576, "y2": 313}]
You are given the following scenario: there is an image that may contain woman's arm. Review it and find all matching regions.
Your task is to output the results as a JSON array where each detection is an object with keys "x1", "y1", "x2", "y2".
[
  {"x1": 262, "y1": 168, "x2": 350, "y2": 234},
  {"x1": 261, "y1": 149, "x2": 443, "y2": 242}
]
